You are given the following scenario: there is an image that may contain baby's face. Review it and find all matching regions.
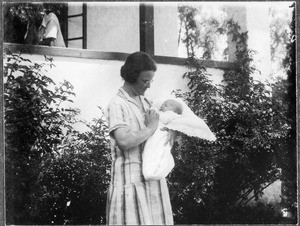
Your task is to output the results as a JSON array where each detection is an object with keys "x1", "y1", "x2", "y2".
[{"x1": 160, "y1": 100, "x2": 177, "y2": 112}]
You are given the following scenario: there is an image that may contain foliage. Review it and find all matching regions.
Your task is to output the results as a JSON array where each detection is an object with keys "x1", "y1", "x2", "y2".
[
  {"x1": 4, "y1": 50, "x2": 74, "y2": 224},
  {"x1": 4, "y1": 3, "x2": 296, "y2": 225},
  {"x1": 178, "y1": 4, "x2": 228, "y2": 60},
  {"x1": 4, "y1": 51, "x2": 110, "y2": 224},
  {"x1": 269, "y1": 4, "x2": 293, "y2": 77},
  {"x1": 29, "y1": 114, "x2": 110, "y2": 225},
  {"x1": 279, "y1": 3, "x2": 297, "y2": 222},
  {"x1": 169, "y1": 14, "x2": 296, "y2": 224},
  {"x1": 228, "y1": 202, "x2": 282, "y2": 224}
]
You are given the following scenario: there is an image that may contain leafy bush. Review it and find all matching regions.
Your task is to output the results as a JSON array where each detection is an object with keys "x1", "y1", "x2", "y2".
[
  {"x1": 4, "y1": 51, "x2": 75, "y2": 224},
  {"x1": 29, "y1": 116, "x2": 110, "y2": 224},
  {"x1": 168, "y1": 17, "x2": 296, "y2": 224},
  {"x1": 4, "y1": 51, "x2": 110, "y2": 224},
  {"x1": 228, "y1": 202, "x2": 282, "y2": 224}
]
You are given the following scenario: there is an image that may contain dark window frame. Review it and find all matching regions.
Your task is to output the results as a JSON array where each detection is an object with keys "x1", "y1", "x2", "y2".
[
  {"x1": 139, "y1": 3, "x2": 154, "y2": 55},
  {"x1": 65, "y1": 2, "x2": 87, "y2": 49}
]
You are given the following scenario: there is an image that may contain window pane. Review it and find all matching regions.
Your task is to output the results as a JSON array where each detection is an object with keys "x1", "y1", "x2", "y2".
[
  {"x1": 68, "y1": 17, "x2": 83, "y2": 40},
  {"x1": 86, "y1": 2, "x2": 139, "y2": 52},
  {"x1": 154, "y1": 3, "x2": 179, "y2": 57}
]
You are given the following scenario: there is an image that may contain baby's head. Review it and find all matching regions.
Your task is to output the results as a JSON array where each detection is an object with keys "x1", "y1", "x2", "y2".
[{"x1": 160, "y1": 99, "x2": 183, "y2": 115}]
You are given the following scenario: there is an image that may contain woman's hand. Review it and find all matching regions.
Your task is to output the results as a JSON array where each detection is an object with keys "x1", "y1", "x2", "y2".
[
  {"x1": 113, "y1": 109, "x2": 159, "y2": 151},
  {"x1": 145, "y1": 109, "x2": 159, "y2": 131},
  {"x1": 162, "y1": 128, "x2": 177, "y2": 146}
]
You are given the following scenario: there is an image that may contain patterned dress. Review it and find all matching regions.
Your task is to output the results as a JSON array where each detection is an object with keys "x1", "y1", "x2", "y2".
[{"x1": 106, "y1": 87, "x2": 173, "y2": 225}]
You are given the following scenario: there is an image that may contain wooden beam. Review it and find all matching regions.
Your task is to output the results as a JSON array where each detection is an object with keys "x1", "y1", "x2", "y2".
[
  {"x1": 3, "y1": 43, "x2": 237, "y2": 70},
  {"x1": 139, "y1": 3, "x2": 154, "y2": 55},
  {"x1": 82, "y1": 3, "x2": 87, "y2": 49},
  {"x1": 63, "y1": 4, "x2": 68, "y2": 47},
  {"x1": 68, "y1": 13, "x2": 84, "y2": 18}
]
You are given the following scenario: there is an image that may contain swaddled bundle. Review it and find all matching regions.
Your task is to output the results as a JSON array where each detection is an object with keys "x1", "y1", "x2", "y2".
[{"x1": 142, "y1": 97, "x2": 216, "y2": 181}]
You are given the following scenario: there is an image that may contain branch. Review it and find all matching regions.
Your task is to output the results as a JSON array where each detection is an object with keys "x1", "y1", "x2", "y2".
[{"x1": 239, "y1": 180, "x2": 278, "y2": 206}]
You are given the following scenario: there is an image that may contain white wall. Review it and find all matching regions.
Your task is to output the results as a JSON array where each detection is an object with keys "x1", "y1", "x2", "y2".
[
  {"x1": 154, "y1": 3, "x2": 179, "y2": 57},
  {"x1": 246, "y1": 3, "x2": 272, "y2": 81},
  {"x1": 18, "y1": 53, "x2": 224, "y2": 131},
  {"x1": 86, "y1": 2, "x2": 140, "y2": 53}
]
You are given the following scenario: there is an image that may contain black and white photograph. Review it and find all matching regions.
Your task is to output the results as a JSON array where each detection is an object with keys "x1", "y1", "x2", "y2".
[{"x1": 1, "y1": 1, "x2": 298, "y2": 225}]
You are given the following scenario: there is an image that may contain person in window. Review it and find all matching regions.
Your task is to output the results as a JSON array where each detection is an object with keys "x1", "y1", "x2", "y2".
[
  {"x1": 106, "y1": 51, "x2": 174, "y2": 225},
  {"x1": 37, "y1": 6, "x2": 65, "y2": 47}
]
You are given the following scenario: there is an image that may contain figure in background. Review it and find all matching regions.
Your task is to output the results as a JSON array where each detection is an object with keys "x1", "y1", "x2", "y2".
[{"x1": 37, "y1": 6, "x2": 66, "y2": 47}]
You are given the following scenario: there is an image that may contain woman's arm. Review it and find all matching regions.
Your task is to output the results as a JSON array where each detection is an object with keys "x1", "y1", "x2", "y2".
[
  {"x1": 113, "y1": 109, "x2": 159, "y2": 151},
  {"x1": 114, "y1": 127, "x2": 155, "y2": 151}
]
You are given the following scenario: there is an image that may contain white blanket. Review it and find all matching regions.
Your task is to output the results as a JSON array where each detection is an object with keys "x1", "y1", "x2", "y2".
[
  {"x1": 142, "y1": 120, "x2": 175, "y2": 180},
  {"x1": 142, "y1": 97, "x2": 216, "y2": 181}
]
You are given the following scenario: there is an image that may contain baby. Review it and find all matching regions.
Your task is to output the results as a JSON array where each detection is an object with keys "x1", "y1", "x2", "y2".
[
  {"x1": 142, "y1": 98, "x2": 216, "y2": 181},
  {"x1": 160, "y1": 99, "x2": 183, "y2": 115},
  {"x1": 158, "y1": 99, "x2": 183, "y2": 126},
  {"x1": 142, "y1": 99, "x2": 183, "y2": 181}
]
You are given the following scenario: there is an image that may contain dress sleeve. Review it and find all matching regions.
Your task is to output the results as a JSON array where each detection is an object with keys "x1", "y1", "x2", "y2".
[
  {"x1": 41, "y1": 15, "x2": 47, "y2": 28},
  {"x1": 107, "y1": 98, "x2": 131, "y2": 138},
  {"x1": 43, "y1": 14, "x2": 58, "y2": 39}
]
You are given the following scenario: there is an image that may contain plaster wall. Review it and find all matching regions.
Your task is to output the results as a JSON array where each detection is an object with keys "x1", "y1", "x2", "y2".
[
  {"x1": 154, "y1": 3, "x2": 179, "y2": 57},
  {"x1": 86, "y1": 2, "x2": 140, "y2": 53},
  {"x1": 246, "y1": 3, "x2": 272, "y2": 80},
  {"x1": 225, "y1": 3, "x2": 272, "y2": 81},
  {"x1": 16, "y1": 54, "x2": 223, "y2": 130},
  {"x1": 225, "y1": 5, "x2": 247, "y2": 62}
]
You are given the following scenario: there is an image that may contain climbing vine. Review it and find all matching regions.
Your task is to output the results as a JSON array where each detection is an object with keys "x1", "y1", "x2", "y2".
[{"x1": 169, "y1": 9, "x2": 296, "y2": 224}]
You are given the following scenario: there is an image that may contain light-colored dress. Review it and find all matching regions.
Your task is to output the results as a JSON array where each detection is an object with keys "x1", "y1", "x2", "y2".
[
  {"x1": 41, "y1": 12, "x2": 66, "y2": 47},
  {"x1": 106, "y1": 87, "x2": 173, "y2": 225}
]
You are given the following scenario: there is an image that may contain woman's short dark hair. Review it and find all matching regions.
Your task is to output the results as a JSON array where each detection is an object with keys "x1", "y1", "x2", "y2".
[{"x1": 121, "y1": 51, "x2": 157, "y2": 84}]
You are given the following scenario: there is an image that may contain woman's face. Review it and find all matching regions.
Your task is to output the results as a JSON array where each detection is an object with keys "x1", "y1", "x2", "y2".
[{"x1": 131, "y1": 70, "x2": 155, "y2": 95}]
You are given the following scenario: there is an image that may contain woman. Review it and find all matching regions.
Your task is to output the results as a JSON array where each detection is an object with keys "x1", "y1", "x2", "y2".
[{"x1": 106, "y1": 52, "x2": 174, "y2": 225}]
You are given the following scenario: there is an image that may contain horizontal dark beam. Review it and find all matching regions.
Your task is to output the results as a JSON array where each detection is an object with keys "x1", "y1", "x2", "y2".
[
  {"x1": 3, "y1": 43, "x2": 129, "y2": 61},
  {"x1": 153, "y1": 55, "x2": 237, "y2": 70},
  {"x1": 67, "y1": 37, "x2": 83, "y2": 41},
  {"x1": 68, "y1": 13, "x2": 83, "y2": 18},
  {"x1": 3, "y1": 43, "x2": 237, "y2": 70}
]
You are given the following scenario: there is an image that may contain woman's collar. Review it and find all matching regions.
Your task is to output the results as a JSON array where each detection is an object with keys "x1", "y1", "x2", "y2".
[{"x1": 119, "y1": 87, "x2": 152, "y2": 109}]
